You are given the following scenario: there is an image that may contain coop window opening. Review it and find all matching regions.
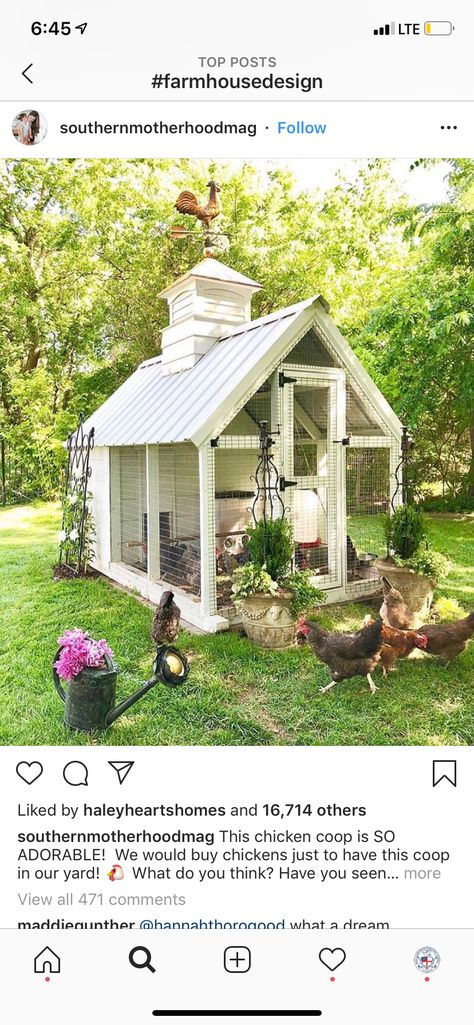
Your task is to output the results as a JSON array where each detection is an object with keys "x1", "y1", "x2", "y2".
[
  {"x1": 345, "y1": 442, "x2": 392, "y2": 582},
  {"x1": 214, "y1": 444, "x2": 260, "y2": 615},
  {"x1": 157, "y1": 443, "x2": 201, "y2": 597},
  {"x1": 110, "y1": 446, "x2": 148, "y2": 573}
]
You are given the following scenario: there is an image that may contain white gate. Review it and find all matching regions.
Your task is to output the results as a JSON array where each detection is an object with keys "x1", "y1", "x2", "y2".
[{"x1": 280, "y1": 367, "x2": 346, "y2": 590}]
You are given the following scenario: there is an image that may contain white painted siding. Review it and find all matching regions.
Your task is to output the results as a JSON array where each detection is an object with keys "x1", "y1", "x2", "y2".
[{"x1": 89, "y1": 446, "x2": 110, "y2": 570}]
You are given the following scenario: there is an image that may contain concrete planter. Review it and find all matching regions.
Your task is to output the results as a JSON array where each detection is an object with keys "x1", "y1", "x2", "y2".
[
  {"x1": 239, "y1": 592, "x2": 296, "y2": 649},
  {"x1": 374, "y1": 558, "x2": 436, "y2": 623}
]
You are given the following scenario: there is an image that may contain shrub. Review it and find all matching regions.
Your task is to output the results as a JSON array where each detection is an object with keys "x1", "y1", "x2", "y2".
[
  {"x1": 245, "y1": 516, "x2": 294, "y2": 582},
  {"x1": 282, "y1": 571, "x2": 326, "y2": 618},
  {"x1": 394, "y1": 544, "x2": 451, "y2": 581},
  {"x1": 232, "y1": 564, "x2": 279, "y2": 604},
  {"x1": 384, "y1": 505, "x2": 426, "y2": 559},
  {"x1": 421, "y1": 493, "x2": 474, "y2": 513},
  {"x1": 431, "y1": 596, "x2": 466, "y2": 622}
]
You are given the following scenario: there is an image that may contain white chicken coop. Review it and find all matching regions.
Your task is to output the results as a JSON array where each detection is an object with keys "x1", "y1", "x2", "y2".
[{"x1": 83, "y1": 258, "x2": 403, "y2": 632}]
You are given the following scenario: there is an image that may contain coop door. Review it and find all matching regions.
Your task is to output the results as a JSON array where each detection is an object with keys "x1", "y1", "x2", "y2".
[{"x1": 281, "y1": 369, "x2": 345, "y2": 589}]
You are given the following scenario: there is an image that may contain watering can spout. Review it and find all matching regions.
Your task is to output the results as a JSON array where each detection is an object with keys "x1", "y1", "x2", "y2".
[
  {"x1": 53, "y1": 644, "x2": 189, "y2": 733},
  {"x1": 105, "y1": 676, "x2": 158, "y2": 726}
]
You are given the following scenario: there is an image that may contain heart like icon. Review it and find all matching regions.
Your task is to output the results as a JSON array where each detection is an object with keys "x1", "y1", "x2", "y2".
[
  {"x1": 318, "y1": 947, "x2": 346, "y2": 972},
  {"x1": 16, "y1": 761, "x2": 43, "y2": 785}
]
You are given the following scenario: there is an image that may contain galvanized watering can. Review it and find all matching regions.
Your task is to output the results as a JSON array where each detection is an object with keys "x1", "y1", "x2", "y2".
[{"x1": 53, "y1": 645, "x2": 189, "y2": 733}]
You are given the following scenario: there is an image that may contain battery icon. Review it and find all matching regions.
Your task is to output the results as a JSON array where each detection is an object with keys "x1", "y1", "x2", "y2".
[{"x1": 424, "y1": 21, "x2": 453, "y2": 35}]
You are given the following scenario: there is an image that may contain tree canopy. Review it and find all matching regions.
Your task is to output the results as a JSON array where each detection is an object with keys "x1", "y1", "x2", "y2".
[{"x1": 0, "y1": 157, "x2": 472, "y2": 503}]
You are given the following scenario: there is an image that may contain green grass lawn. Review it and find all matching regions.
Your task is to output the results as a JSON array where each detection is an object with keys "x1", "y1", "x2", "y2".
[{"x1": 0, "y1": 503, "x2": 472, "y2": 747}]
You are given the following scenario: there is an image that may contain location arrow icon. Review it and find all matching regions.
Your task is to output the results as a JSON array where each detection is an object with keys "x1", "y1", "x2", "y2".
[
  {"x1": 22, "y1": 63, "x2": 34, "y2": 84},
  {"x1": 108, "y1": 760, "x2": 135, "y2": 784}
]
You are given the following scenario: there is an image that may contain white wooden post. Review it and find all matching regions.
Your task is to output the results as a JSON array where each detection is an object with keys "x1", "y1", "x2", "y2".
[
  {"x1": 109, "y1": 448, "x2": 122, "y2": 563},
  {"x1": 146, "y1": 444, "x2": 160, "y2": 581},
  {"x1": 199, "y1": 443, "x2": 217, "y2": 616},
  {"x1": 336, "y1": 373, "x2": 347, "y2": 589}
]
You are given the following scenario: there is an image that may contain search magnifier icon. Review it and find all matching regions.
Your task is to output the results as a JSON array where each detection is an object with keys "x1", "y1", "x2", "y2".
[{"x1": 129, "y1": 946, "x2": 156, "y2": 973}]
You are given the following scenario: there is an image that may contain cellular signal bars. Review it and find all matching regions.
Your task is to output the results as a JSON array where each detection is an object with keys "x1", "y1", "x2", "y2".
[{"x1": 373, "y1": 23, "x2": 396, "y2": 35}]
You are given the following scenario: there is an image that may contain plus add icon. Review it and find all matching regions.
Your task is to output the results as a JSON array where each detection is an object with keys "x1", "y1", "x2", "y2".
[{"x1": 224, "y1": 946, "x2": 251, "y2": 973}]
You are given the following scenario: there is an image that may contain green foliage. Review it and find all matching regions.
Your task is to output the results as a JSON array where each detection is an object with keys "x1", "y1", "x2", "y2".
[
  {"x1": 1, "y1": 503, "x2": 473, "y2": 746},
  {"x1": 1, "y1": 157, "x2": 473, "y2": 501},
  {"x1": 59, "y1": 490, "x2": 95, "y2": 574},
  {"x1": 431, "y1": 596, "x2": 467, "y2": 622},
  {"x1": 384, "y1": 505, "x2": 427, "y2": 559},
  {"x1": 281, "y1": 571, "x2": 326, "y2": 618},
  {"x1": 421, "y1": 493, "x2": 474, "y2": 513},
  {"x1": 233, "y1": 516, "x2": 326, "y2": 617},
  {"x1": 394, "y1": 544, "x2": 451, "y2": 581},
  {"x1": 245, "y1": 516, "x2": 294, "y2": 582},
  {"x1": 355, "y1": 159, "x2": 474, "y2": 499},
  {"x1": 231, "y1": 563, "x2": 279, "y2": 604}
]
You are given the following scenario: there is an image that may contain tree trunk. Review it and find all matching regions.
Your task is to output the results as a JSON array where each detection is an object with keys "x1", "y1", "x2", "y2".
[
  {"x1": 21, "y1": 316, "x2": 42, "y2": 372},
  {"x1": 468, "y1": 419, "x2": 474, "y2": 497}
]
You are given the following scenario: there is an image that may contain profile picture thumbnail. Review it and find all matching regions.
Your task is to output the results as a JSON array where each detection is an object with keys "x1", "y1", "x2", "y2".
[{"x1": 12, "y1": 109, "x2": 47, "y2": 146}]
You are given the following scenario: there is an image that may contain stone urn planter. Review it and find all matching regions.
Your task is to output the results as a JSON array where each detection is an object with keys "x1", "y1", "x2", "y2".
[
  {"x1": 239, "y1": 592, "x2": 296, "y2": 649},
  {"x1": 374, "y1": 558, "x2": 435, "y2": 624}
]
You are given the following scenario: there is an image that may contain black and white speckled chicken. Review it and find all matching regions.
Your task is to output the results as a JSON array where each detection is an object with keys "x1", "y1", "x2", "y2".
[{"x1": 151, "y1": 590, "x2": 181, "y2": 645}]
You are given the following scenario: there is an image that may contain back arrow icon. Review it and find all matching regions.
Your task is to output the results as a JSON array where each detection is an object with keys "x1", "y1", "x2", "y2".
[{"x1": 22, "y1": 63, "x2": 34, "y2": 84}]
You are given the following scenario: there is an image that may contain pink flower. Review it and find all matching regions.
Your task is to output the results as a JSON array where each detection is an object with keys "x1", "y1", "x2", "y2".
[{"x1": 54, "y1": 628, "x2": 114, "y2": 682}]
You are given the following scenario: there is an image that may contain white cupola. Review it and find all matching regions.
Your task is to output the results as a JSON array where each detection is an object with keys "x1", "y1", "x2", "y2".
[{"x1": 158, "y1": 258, "x2": 261, "y2": 375}]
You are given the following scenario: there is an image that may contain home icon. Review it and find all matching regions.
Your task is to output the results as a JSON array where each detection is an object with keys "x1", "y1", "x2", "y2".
[{"x1": 34, "y1": 946, "x2": 61, "y2": 974}]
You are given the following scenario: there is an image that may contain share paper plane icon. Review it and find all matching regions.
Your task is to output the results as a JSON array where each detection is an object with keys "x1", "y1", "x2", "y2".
[{"x1": 108, "y1": 761, "x2": 135, "y2": 784}]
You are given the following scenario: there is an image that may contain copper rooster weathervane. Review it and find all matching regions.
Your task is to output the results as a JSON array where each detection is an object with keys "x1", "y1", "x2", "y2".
[{"x1": 173, "y1": 180, "x2": 222, "y2": 255}]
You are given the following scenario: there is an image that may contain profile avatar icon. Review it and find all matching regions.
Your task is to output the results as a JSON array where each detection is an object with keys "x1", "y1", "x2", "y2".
[
  {"x1": 414, "y1": 946, "x2": 441, "y2": 973},
  {"x1": 12, "y1": 109, "x2": 48, "y2": 146}
]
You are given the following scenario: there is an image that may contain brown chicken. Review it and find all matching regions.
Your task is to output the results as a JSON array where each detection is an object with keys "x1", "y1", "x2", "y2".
[
  {"x1": 175, "y1": 180, "x2": 221, "y2": 228},
  {"x1": 416, "y1": 613, "x2": 474, "y2": 662},
  {"x1": 151, "y1": 590, "x2": 181, "y2": 645},
  {"x1": 379, "y1": 575, "x2": 417, "y2": 630},
  {"x1": 364, "y1": 615, "x2": 428, "y2": 674},
  {"x1": 296, "y1": 617, "x2": 384, "y2": 695}
]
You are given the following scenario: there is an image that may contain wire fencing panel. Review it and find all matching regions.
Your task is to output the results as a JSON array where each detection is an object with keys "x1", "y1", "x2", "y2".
[
  {"x1": 346, "y1": 444, "x2": 391, "y2": 584},
  {"x1": 158, "y1": 443, "x2": 201, "y2": 597},
  {"x1": 110, "y1": 446, "x2": 148, "y2": 572}
]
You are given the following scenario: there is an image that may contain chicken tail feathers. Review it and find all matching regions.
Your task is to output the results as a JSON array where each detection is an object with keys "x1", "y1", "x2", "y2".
[{"x1": 358, "y1": 617, "x2": 384, "y2": 657}]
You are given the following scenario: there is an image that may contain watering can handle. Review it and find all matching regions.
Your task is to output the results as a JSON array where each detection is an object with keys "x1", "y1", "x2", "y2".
[
  {"x1": 53, "y1": 649, "x2": 66, "y2": 702},
  {"x1": 52, "y1": 648, "x2": 116, "y2": 702}
]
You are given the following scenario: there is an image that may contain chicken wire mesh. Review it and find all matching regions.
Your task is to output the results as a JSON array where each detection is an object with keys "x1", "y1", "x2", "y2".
[
  {"x1": 214, "y1": 444, "x2": 259, "y2": 617},
  {"x1": 346, "y1": 445, "x2": 391, "y2": 584},
  {"x1": 291, "y1": 382, "x2": 337, "y2": 582},
  {"x1": 288, "y1": 325, "x2": 337, "y2": 368},
  {"x1": 110, "y1": 446, "x2": 148, "y2": 572},
  {"x1": 222, "y1": 376, "x2": 273, "y2": 435},
  {"x1": 157, "y1": 443, "x2": 201, "y2": 596}
]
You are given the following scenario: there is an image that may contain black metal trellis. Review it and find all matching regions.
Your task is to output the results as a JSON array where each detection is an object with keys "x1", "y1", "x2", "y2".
[
  {"x1": 58, "y1": 413, "x2": 95, "y2": 575},
  {"x1": 391, "y1": 425, "x2": 415, "y2": 512},
  {"x1": 249, "y1": 420, "x2": 286, "y2": 526}
]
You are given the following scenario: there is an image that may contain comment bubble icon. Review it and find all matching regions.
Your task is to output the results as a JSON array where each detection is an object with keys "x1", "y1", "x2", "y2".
[{"x1": 63, "y1": 760, "x2": 88, "y2": 786}]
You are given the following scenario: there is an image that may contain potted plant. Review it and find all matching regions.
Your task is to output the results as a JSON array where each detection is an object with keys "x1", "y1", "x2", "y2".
[
  {"x1": 375, "y1": 505, "x2": 451, "y2": 619},
  {"x1": 231, "y1": 517, "x2": 326, "y2": 648}
]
